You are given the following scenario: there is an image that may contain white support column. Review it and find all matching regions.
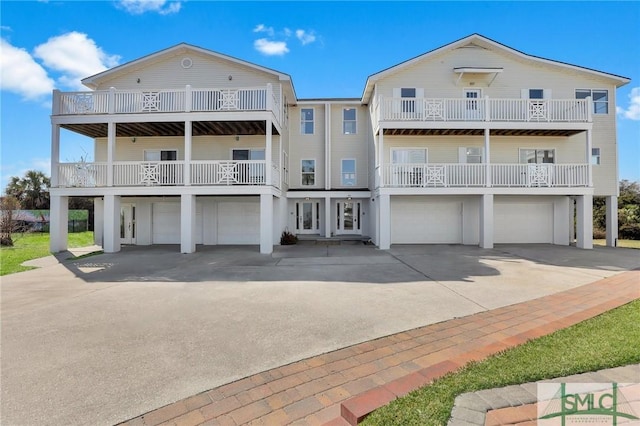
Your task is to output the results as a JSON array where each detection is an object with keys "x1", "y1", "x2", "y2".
[
  {"x1": 51, "y1": 123, "x2": 60, "y2": 187},
  {"x1": 184, "y1": 121, "x2": 192, "y2": 186},
  {"x1": 479, "y1": 194, "x2": 494, "y2": 249},
  {"x1": 260, "y1": 194, "x2": 273, "y2": 254},
  {"x1": 586, "y1": 129, "x2": 593, "y2": 187},
  {"x1": 49, "y1": 195, "x2": 68, "y2": 253},
  {"x1": 569, "y1": 197, "x2": 576, "y2": 243},
  {"x1": 606, "y1": 195, "x2": 618, "y2": 247},
  {"x1": 94, "y1": 197, "x2": 104, "y2": 247},
  {"x1": 265, "y1": 119, "x2": 272, "y2": 186},
  {"x1": 484, "y1": 128, "x2": 491, "y2": 187},
  {"x1": 278, "y1": 135, "x2": 282, "y2": 189},
  {"x1": 325, "y1": 102, "x2": 331, "y2": 190},
  {"x1": 378, "y1": 129, "x2": 385, "y2": 188},
  {"x1": 107, "y1": 122, "x2": 115, "y2": 187},
  {"x1": 325, "y1": 196, "x2": 331, "y2": 238},
  {"x1": 576, "y1": 194, "x2": 593, "y2": 249},
  {"x1": 103, "y1": 194, "x2": 121, "y2": 253},
  {"x1": 378, "y1": 194, "x2": 391, "y2": 249},
  {"x1": 180, "y1": 194, "x2": 196, "y2": 254}
]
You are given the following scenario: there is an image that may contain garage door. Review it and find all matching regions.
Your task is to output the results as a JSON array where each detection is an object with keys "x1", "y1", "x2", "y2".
[
  {"x1": 217, "y1": 201, "x2": 260, "y2": 244},
  {"x1": 152, "y1": 202, "x2": 203, "y2": 244},
  {"x1": 494, "y1": 202, "x2": 553, "y2": 243},
  {"x1": 391, "y1": 198, "x2": 463, "y2": 244}
]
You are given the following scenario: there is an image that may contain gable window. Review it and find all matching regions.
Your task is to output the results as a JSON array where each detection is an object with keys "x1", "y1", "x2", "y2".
[
  {"x1": 301, "y1": 159, "x2": 315, "y2": 186},
  {"x1": 301, "y1": 108, "x2": 314, "y2": 134},
  {"x1": 343, "y1": 108, "x2": 357, "y2": 134},
  {"x1": 341, "y1": 159, "x2": 356, "y2": 186},
  {"x1": 519, "y1": 149, "x2": 555, "y2": 164},
  {"x1": 591, "y1": 148, "x2": 601, "y2": 165},
  {"x1": 400, "y1": 88, "x2": 416, "y2": 113},
  {"x1": 576, "y1": 89, "x2": 609, "y2": 114}
]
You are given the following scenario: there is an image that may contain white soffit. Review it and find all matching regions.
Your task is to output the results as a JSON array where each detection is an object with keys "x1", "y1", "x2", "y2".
[{"x1": 453, "y1": 67, "x2": 504, "y2": 86}]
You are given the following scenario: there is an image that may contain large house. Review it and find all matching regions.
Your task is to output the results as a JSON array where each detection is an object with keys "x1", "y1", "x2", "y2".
[{"x1": 49, "y1": 34, "x2": 629, "y2": 254}]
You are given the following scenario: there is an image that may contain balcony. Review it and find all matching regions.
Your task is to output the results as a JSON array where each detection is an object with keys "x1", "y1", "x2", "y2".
[
  {"x1": 57, "y1": 160, "x2": 280, "y2": 189},
  {"x1": 378, "y1": 163, "x2": 590, "y2": 188},
  {"x1": 375, "y1": 97, "x2": 591, "y2": 124},
  {"x1": 53, "y1": 85, "x2": 283, "y2": 127}
]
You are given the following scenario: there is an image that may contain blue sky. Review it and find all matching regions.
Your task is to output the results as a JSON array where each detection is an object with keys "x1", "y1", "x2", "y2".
[{"x1": 1, "y1": 1, "x2": 639, "y2": 190}]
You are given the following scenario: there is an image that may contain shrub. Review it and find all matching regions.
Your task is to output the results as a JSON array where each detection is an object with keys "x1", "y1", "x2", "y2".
[
  {"x1": 593, "y1": 228, "x2": 606, "y2": 239},
  {"x1": 280, "y1": 229, "x2": 298, "y2": 245},
  {"x1": 619, "y1": 224, "x2": 640, "y2": 240}
]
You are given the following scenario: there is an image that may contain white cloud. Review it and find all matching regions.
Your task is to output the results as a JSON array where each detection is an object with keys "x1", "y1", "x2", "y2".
[
  {"x1": 295, "y1": 29, "x2": 316, "y2": 45},
  {"x1": 34, "y1": 32, "x2": 120, "y2": 90},
  {"x1": 617, "y1": 87, "x2": 640, "y2": 121},
  {"x1": 253, "y1": 24, "x2": 274, "y2": 37},
  {"x1": 254, "y1": 38, "x2": 289, "y2": 56},
  {"x1": 1, "y1": 26, "x2": 12, "y2": 32},
  {"x1": 0, "y1": 38, "x2": 54, "y2": 100},
  {"x1": 117, "y1": 0, "x2": 182, "y2": 15}
]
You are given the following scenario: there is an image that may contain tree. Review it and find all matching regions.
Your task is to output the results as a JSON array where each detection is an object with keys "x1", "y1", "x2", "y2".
[
  {"x1": 593, "y1": 180, "x2": 640, "y2": 240},
  {"x1": 5, "y1": 170, "x2": 51, "y2": 210},
  {"x1": 0, "y1": 196, "x2": 24, "y2": 246}
]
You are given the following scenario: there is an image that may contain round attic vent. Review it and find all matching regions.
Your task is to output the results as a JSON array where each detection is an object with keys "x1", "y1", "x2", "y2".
[{"x1": 181, "y1": 57, "x2": 193, "y2": 69}]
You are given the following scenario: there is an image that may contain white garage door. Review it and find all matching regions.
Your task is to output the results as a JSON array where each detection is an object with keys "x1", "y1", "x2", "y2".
[
  {"x1": 217, "y1": 201, "x2": 260, "y2": 244},
  {"x1": 495, "y1": 202, "x2": 553, "y2": 243},
  {"x1": 152, "y1": 202, "x2": 203, "y2": 244},
  {"x1": 391, "y1": 198, "x2": 463, "y2": 244}
]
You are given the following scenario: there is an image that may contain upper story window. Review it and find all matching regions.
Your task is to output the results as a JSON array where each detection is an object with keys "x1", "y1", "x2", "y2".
[
  {"x1": 341, "y1": 159, "x2": 356, "y2": 186},
  {"x1": 232, "y1": 149, "x2": 265, "y2": 160},
  {"x1": 301, "y1": 108, "x2": 314, "y2": 134},
  {"x1": 576, "y1": 89, "x2": 609, "y2": 114},
  {"x1": 400, "y1": 88, "x2": 416, "y2": 113},
  {"x1": 392, "y1": 148, "x2": 427, "y2": 164},
  {"x1": 301, "y1": 159, "x2": 315, "y2": 186},
  {"x1": 591, "y1": 148, "x2": 601, "y2": 165},
  {"x1": 343, "y1": 108, "x2": 357, "y2": 134},
  {"x1": 529, "y1": 89, "x2": 544, "y2": 99},
  {"x1": 462, "y1": 147, "x2": 483, "y2": 164},
  {"x1": 145, "y1": 150, "x2": 177, "y2": 161},
  {"x1": 519, "y1": 149, "x2": 555, "y2": 164}
]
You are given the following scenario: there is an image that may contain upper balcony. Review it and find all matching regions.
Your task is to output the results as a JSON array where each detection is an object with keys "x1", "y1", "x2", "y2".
[
  {"x1": 53, "y1": 84, "x2": 284, "y2": 129},
  {"x1": 373, "y1": 96, "x2": 592, "y2": 135}
]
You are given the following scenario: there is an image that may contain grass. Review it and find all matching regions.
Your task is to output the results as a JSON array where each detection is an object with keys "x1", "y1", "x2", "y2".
[
  {"x1": 0, "y1": 232, "x2": 95, "y2": 276},
  {"x1": 594, "y1": 239, "x2": 640, "y2": 249},
  {"x1": 362, "y1": 299, "x2": 640, "y2": 426}
]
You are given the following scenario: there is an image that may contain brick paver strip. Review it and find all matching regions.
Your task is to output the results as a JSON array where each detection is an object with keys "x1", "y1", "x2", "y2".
[{"x1": 118, "y1": 269, "x2": 639, "y2": 426}]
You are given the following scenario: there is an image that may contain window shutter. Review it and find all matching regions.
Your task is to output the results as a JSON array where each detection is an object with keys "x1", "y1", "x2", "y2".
[
  {"x1": 416, "y1": 88, "x2": 425, "y2": 98},
  {"x1": 392, "y1": 88, "x2": 401, "y2": 114},
  {"x1": 543, "y1": 89, "x2": 552, "y2": 99},
  {"x1": 458, "y1": 147, "x2": 467, "y2": 163},
  {"x1": 520, "y1": 89, "x2": 529, "y2": 99}
]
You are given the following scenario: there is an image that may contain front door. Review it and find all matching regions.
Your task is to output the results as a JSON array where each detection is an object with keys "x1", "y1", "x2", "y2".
[
  {"x1": 464, "y1": 89, "x2": 482, "y2": 119},
  {"x1": 337, "y1": 201, "x2": 361, "y2": 234},
  {"x1": 120, "y1": 203, "x2": 136, "y2": 245},
  {"x1": 296, "y1": 201, "x2": 320, "y2": 234}
]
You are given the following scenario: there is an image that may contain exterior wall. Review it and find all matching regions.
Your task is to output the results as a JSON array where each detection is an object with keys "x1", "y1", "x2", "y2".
[
  {"x1": 288, "y1": 104, "x2": 326, "y2": 189},
  {"x1": 330, "y1": 104, "x2": 369, "y2": 189}
]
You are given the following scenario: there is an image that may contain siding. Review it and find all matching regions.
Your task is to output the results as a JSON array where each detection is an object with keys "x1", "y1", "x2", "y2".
[
  {"x1": 330, "y1": 104, "x2": 369, "y2": 189},
  {"x1": 288, "y1": 104, "x2": 326, "y2": 189}
]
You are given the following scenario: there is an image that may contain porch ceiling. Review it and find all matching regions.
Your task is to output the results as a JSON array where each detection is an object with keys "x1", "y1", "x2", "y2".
[
  {"x1": 382, "y1": 128, "x2": 584, "y2": 137},
  {"x1": 61, "y1": 121, "x2": 279, "y2": 138}
]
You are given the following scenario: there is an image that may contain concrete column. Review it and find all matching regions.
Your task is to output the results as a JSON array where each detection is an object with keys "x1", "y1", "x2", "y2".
[
  {"x1": 586, "y1": 129, "x2": 593, "y2": 187},
  {"x1": 49, "y1": 195, "x2": 68, "y2": 253},
  {"x1": 484, "y1": 128, "x2": 491, "y2": 187},
  {"x1": 378, "y1": 194, "x2": 391, "y2": 249},
  {"x1": 51, "y1": 124, "x2": 60, "y2": 187},
  {"x1": 94, "y1": 197, "x2": 104, "y2": 247},
  {"x1": 479, "y1": 194, "x2": 494, "y2": 249},
  {"x1": 265, "y1": 119, "x2": 272, "y2": 186},
  {"x1": 606, "y1": 195, "x2": 618, "y2": 247},
  {"x1": 107, "y1": 122, "x2": 115, "y2": 187},
  {"x1": 103, "y1": 194, "x2": 121, "y2": 253},
  {"x1": 260, "y1": 194, "x2": 273, "y2": 254},
  {"x1": 325, "y1": 196, "x2": 331, "y2": 238},
  {"x1": 184, "y1": 121, "x2": 192, "y2": 185},
  {"x1": 378, "y1": 129, "x2": 384, "y2": 188},
  {"x1": 180, "y1": 194, "x2": 196, "y2": 253},
  {"x1": 576, "y1": 194, "x2": 593, "y2": 249}
]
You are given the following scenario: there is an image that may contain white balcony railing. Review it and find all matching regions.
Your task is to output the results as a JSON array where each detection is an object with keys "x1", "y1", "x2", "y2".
[
  {"x1": 56, "y1": 160, "x2": 279, "y2": 188},
  {"x1": 377, "y1": 97, "x2": 591, "y2": 123},
  {"x1": 53, "y1": 85, "x2": 282, "y2": 126},
  {"x1": 380, "y1": 163, "x2": 590, "y2": 188}
]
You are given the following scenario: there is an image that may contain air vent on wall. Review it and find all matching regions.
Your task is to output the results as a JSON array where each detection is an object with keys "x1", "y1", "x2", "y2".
[{"x1": 181, "y1": 57, "x2": 193, "y2": 69}]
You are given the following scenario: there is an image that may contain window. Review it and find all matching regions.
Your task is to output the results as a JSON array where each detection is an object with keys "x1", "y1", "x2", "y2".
[
  {"x1": 343, "y1": 108, "x2": 357, "y2": 134},
  {"x1": 232, "y1": 149, "x2": 265, "y2": 161},
  {"x1": 591, "y1": 148, "x2": 601, "y2": 165},
  {"x1": 301, "y1": 108, "x2": 314, "y2": 134},
  {"x1": 464, "y1": 147, "x2": 483, "y2": 164},
  {"x1": 301, "y1": 159, "x2": 315, "y2": 186},
  {"x1": 401, "y1": 88, "x2": 416, "y2": 113},
  {"x1": 529, "y1": 89, "x2": 544, "y2": 99},
  {"x1": 144, "y1": 150, "x2": 177, "y2": 161},
  {"x1": 519, "y1": 149, "x2": 555, "y2": 164},
  {"x1": 576, "y1": 89, "x2": 609, "y2": 114},
  {"x1": 392, "y1": 148, "x2": 427, "y2": 164},
  {"x1": 341, "y1": 159, "x2": 356, "y2": 186}
]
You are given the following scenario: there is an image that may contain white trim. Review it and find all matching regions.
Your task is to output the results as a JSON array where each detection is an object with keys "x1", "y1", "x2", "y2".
[
  {"x1": 390, "y1": 147, "x2": 428, "y2": 164},
  {"x1": 575, "y1": 88, "x2": 610, "y2": 114},
  {"x1": 341, "y1": 158, "x2": 357, "y2": 187},
  {"x1": 300, "y1": 158, "x2": 317, "y2": 187},
  {"x1": 343, "y1": 107, "x2": 357, "y2": 135},
  {"x1": 300, "y1": 107, "x2": 315, "y2": 135},
  {"x1": 518, "y1": 147, "x2": 558, "y2": 164}
]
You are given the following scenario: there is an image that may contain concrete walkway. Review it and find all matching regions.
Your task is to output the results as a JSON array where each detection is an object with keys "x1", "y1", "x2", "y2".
[
  {"x1": 116, "y1": 268, "x2": 639, "y2": 425},
  {"x1": 1, "y1": 244, "x2": 638, "y2": 426}
]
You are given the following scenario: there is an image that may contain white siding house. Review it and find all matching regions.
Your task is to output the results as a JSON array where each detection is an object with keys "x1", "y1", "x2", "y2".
[{"x1": 49, "y1": 35, "x2": 629, "y2": 254}]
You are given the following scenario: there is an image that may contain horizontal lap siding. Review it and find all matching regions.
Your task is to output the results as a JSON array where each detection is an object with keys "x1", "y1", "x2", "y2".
[
  {"x1": 288, "y1": 104, "x2": 326, "y2": 189},
  {"x1": 330, "y1": 105, "x2": 368, "y2": 189}
]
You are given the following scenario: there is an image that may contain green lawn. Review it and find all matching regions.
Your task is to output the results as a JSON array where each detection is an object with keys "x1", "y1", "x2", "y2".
[
  {"x1": 594, "y1": 239, "x2": 640, "y2": 249},
  {"x1": 362, "y1": 299, "x2": 640, "y2": 426},
  {"x1": 0, "y1": 232, "x2": 94, "y2": 276}
]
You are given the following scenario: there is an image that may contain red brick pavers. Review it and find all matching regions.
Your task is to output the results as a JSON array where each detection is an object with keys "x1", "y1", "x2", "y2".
[{"x1": 118, "y1": 269, "x2": 639, "y2": 426}]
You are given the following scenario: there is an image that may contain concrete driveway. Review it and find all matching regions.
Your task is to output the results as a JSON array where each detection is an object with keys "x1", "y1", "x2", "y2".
[{"x1": 1, "y1": 243, "x2": 638, "y2": 426}]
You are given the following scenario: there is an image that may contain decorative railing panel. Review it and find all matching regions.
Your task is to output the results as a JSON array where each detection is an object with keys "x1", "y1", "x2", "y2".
[
  {"x1": 491, "y1": 164, "x2": 589, "y2": 187},
  {"x1": 113, "y1": 161, "x2": 184, "y2": 186},
  {"x1": 190, "y1": 161, "x2": 266, "y2": 186},
  {"x1": 382, "y1": 164, "x2": 486, "y2": 187},
  {"x1": 58, "y1": 163, "x2": 108, "y2": 187}
]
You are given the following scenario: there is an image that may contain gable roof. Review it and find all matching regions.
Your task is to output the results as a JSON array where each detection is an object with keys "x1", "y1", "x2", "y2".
[
  {"x1": 360, "y1": 33, "x2": 630, "y2": 103},
  {"x1": 81, "y1": 43, "x2": 296, "y2": 97}
]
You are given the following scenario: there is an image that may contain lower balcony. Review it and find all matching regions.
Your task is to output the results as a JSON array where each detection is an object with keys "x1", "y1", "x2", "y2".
[
  {"x1": 378, "y1": 163, "x2": 590, "y2": 188},
  {"x1": 57, "y1": 160, "x2": 281, "y2": 188}
]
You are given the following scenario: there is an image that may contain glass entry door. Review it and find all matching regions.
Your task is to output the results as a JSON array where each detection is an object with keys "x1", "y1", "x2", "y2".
[
  {"x1": 296, "y1": 201, "x2": 320, "y2": 234},
  {"x1": 120, "y1": 203, "x2": 136, "y2": 244},
  {"x1": 337, "y1": 201, "x2": 361, "y2": 234}
]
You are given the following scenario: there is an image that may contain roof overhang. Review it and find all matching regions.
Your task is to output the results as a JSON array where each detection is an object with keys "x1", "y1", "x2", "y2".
[{"x1": 453, "y1": 67, "x2": 503, "y2": 86}]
